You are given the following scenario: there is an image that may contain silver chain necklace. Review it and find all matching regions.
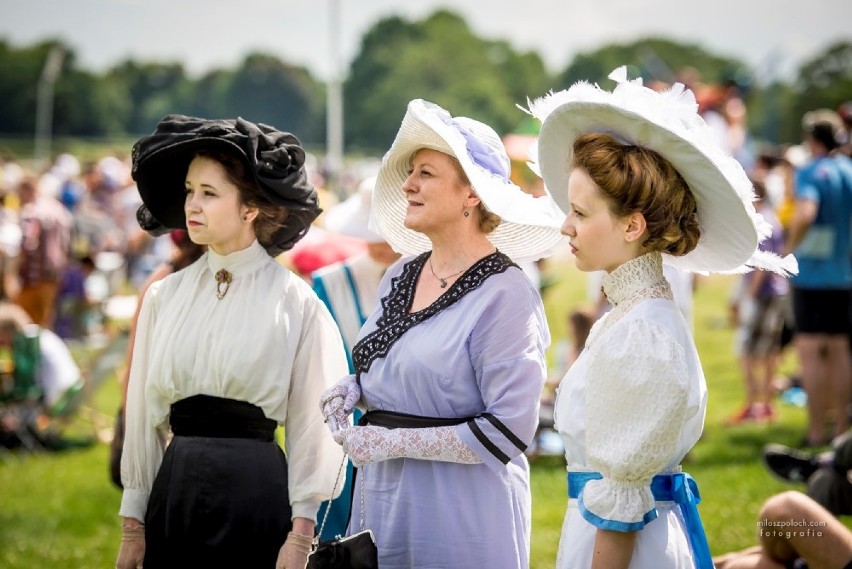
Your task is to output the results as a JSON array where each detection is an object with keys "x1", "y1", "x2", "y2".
[{"x1": 428, "y1": 256, "x2": 466, "y2": 289}]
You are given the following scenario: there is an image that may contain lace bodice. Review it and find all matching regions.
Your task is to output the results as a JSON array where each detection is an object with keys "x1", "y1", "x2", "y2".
[{"x1": 554, "y1": 250, "x2": 707, "y2": 529}]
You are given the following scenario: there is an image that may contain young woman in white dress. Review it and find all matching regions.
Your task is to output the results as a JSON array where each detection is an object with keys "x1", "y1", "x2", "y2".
[{"x1": 527, "y1": 67, "x2": 797, "y2": 569}]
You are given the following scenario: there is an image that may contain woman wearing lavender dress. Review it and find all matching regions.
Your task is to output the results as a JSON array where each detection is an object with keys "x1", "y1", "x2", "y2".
[{"x1": 319, "y1": 99, "x2": 565, "y2": 568}]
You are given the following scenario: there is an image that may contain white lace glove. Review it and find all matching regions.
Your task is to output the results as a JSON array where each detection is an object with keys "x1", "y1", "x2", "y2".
[
  {"x1": 333, "y1": 425, "x2": 481, "y2": 467},
  {"x1": 319, "y1": 375, "x2": 361, "y2": 434}
]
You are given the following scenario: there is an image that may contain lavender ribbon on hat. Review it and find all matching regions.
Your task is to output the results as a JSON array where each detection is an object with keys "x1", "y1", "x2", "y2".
[{"x1": 434, "y1": 112, "x2": 510, "y2": 180}]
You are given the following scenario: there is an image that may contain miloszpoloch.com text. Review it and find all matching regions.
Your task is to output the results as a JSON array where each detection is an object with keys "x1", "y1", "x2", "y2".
[{"x1": 758, "y1": 517, "x2": 827, "y2": 538}]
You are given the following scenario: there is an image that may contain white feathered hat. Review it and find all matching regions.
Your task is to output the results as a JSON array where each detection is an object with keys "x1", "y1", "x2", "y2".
[
  {"x1": 526, "y1": 67, "x2": 797, "y2": 276},
  {"x1": 370, "y1": 99, "x2": 566, "y2": 263}
]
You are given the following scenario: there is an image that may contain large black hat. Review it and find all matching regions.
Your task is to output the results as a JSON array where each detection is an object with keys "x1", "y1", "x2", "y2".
[{"x1": 131, "y1": 114, "x2": 321, "y2": 256}]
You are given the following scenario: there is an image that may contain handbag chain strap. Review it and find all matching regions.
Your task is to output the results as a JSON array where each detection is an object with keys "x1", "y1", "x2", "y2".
[
  {"x1": 358, "y1": 463, "x2": 366, "y2": 531},
  {"x1": 313, "y1": 454, "x2": 366, "y2": 547}
]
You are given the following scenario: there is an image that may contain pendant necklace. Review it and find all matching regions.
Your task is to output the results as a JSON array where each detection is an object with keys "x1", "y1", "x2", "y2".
[
  {"x1": 428, "y1": 257, "x2": 466, "y2": 289},
  {"x1": 215, "y1": 269, "x2": 233, "y2": 299}
]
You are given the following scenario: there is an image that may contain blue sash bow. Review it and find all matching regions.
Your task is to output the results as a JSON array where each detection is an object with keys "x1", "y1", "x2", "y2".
[{"x1": 568, "y1": 471, "x2": 713, "y2": 569}]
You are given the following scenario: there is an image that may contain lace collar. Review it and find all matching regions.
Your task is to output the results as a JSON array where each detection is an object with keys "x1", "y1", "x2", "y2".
[
  {"x1": 206, "y1": 240, "x2": 267, "y2": 275},
  {"x1": 601, "y1": 251, "x2": 666, "y2": 306},
  {"x1": 352, "y1": 250, "x2": 515, "y2": 374},
  {"x1": 586, "y1": 251, "x2": 673, "y2": 348}
]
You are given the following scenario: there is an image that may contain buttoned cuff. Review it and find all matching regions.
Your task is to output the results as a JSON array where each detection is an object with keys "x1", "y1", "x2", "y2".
[
  {"x1": 119, "y1": 488, "x2": 149, "y2": 522},
  {"x1": 291, "y1": 498, "x2": 321, "y2": 522}
]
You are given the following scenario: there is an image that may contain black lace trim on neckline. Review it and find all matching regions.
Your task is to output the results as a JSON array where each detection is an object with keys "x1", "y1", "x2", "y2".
[{"x1": 351, "y1": 250, "x2": 516, "y2": 375}]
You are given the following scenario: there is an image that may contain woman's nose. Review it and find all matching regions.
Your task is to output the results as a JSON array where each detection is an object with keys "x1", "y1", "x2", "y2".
[
  {"x1": 185, "y1": 193, "x2": 200, "y2": 213},
  {"x1": 402, "y1": 172, "x2": 417, "y2": 194},
  {"x1": 560, "y1": 216, "x2": 573, "y2": 237}
]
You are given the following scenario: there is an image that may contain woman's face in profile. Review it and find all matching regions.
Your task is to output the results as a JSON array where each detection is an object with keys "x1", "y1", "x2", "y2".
[
  {"x1": 184, "y1": 156, "x2": 255, "y2": 255},
  {"x1": 561, "y1": 167, "x2": 633, "y2": 273},
  {"x1": 401, "y1": 148, "x2": 472, "y2": 235}
]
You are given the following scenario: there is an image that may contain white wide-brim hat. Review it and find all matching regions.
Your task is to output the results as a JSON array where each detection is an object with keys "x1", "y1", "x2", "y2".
[
  {"x1": 324, "y1": 176, "x2": 384, "y2": 243},
  {"x1": 370, "y1": 99, "x2": 565, "y2": 263},
  {"x1": 526, "y1": 67, "x2": 797, "y2": 276}
]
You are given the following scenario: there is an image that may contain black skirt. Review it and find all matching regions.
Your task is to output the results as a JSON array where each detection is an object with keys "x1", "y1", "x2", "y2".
[{"x1": 143, "y1": 395, "x2": 292, "y2": 569}]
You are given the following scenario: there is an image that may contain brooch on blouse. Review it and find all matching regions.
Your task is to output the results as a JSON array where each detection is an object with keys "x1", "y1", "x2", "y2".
[{"x1": 215, "y1": 269, "x2": 233, "y2": 300}]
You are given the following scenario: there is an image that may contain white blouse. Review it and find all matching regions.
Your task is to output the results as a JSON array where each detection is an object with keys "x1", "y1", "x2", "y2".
[
  {"x1": 555, "y1": 251, "x2": 707, "y2": 527},
  {"x1": 120, "y1": 240, "x2": 348, "y2": 522}
]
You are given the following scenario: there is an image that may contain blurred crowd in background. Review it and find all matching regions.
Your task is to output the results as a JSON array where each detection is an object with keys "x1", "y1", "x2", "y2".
[{"x1": 0, "y1": 75, "x2": 849, "y2": 464}]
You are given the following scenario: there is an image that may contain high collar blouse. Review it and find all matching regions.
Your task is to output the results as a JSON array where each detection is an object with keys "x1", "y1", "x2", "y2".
[
  {"x1": 600, "y1": 250, "x2": 668, "y2": 307},
  {"x1": 119, "y1": 240, "x2": 348, "y2": 523},
  {"x1": 554, "y1": 251, "x2": 707, "y2": 546}
]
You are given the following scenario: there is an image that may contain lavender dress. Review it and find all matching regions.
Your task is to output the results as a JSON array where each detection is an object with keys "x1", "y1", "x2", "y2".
[{"x1": 348, "y1": 251, "x2": 549, "y2": 569}]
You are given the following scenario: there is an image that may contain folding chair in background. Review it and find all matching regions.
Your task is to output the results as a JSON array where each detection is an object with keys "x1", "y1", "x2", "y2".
[
  {"x1": 0, "y1": 325, "x2": 94, "y2": 452},
  {"x1": 0, "y1": 325, "x2": 44, "y2": 451}
]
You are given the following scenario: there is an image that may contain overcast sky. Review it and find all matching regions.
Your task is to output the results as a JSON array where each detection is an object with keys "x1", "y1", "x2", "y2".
[{"x1": 1, "y1": 0, "x2": 849, "y2": 83}]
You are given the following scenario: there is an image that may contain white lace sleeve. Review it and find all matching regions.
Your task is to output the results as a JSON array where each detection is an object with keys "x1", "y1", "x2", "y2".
[
  {"x1": 338, "y1": 425, "x2": 480, "y2": 468},
  {"x1": 580, "y1": 317, "x2": 689, "y2": 530}
]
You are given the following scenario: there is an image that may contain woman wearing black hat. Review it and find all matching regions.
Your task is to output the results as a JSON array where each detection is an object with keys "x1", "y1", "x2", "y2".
[{"x1": 115, "y1": 116, "x2": 348, "y2": 569}]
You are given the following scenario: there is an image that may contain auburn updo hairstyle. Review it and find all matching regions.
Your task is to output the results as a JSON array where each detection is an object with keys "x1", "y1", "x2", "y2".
[{"x1": 571, "y1": 132, "x2": 700, "y2": 256}]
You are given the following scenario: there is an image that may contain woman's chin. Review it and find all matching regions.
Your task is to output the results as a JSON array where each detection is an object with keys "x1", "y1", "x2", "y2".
[
  {"x1": 573, "y1": 257, "x2": 596, "y2": 273},
  {"x1": 186, "y1": 228, "x2": 209, "y2": 245},
  {"x1": 402, "y1": 216, "x2": 421, "y2": 232}
]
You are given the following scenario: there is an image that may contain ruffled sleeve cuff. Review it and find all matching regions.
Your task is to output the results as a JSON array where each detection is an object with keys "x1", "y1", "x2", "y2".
[
  {"x1": 578, "y1": 477, "x2": 657, "y2": 531},
  {"x1": 119, "y1": 488, "x2": 149, "y2": 522},
  {"x1": 291, "y1": 498, "x2": 321, "y2": 522}
]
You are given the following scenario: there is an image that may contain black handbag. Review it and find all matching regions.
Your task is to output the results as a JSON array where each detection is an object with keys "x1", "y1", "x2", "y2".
[
  {"x1": 306, "y1": 529, "x2": 377, "y2": 569},
  {"x1": 306, "y1": 456, "x2": 378, "y2": 569}
]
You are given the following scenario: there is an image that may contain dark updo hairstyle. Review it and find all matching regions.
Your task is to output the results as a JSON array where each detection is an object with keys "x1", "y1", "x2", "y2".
[
  {"x1": 193, "y1": 149, "x2": 289, "y2": 251},
  {"x1": 571, "y1": 133, "x2": 701, "y2": 257}
]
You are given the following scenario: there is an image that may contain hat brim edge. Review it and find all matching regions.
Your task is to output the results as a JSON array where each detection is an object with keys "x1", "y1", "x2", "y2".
[
  {"x1": 538, "y1": 100, "x2": 759, "y2": 273},
  {"x1": 371, "y1": 100, "x2": 566, "y2": 263},
  {"x1": 134, "y1": 137, "x2": 249, "y2": 230}
]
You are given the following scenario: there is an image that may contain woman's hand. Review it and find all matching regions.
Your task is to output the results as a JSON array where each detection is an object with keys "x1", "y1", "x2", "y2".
[
  {"x1": 276, "y1": 531, "x2": 313, "y2": 569},
  {"x1": 115, "y1": 518, "x2": 145, "y2": 569},
  {"x1": 334, "y1": 425, "x2": 383, "y2": 467},
  {"x1": 319, "y1": 375, "x2": 361, "y2": 434}
]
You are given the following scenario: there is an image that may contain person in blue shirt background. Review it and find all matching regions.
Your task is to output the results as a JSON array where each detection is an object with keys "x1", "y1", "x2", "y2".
[{"x1": 786, "y1": 109, "x2": 852, "y2": 448}]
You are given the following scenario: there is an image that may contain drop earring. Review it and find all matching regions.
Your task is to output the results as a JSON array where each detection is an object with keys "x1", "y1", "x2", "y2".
[{"x1": 463, "y1": 210, "x2": 470, "y2": 218}]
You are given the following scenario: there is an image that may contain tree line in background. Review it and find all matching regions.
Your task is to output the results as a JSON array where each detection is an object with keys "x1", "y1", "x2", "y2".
[{"x1": 1, "y1": 9, "x2": 850, "y2": 156}]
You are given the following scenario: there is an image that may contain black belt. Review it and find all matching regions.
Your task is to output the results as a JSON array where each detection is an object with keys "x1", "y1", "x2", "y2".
[
  {"x1": 359, "y1": 410, "x2": 472, "y2": 429},
  {"x1": 170, "y1": 394, "x2": 276, "y2": 441}
]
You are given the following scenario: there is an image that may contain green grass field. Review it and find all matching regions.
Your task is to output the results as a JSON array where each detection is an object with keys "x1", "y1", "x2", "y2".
[{"x1": 0, "y1": 258, "x2": 824, "y2": 568}]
